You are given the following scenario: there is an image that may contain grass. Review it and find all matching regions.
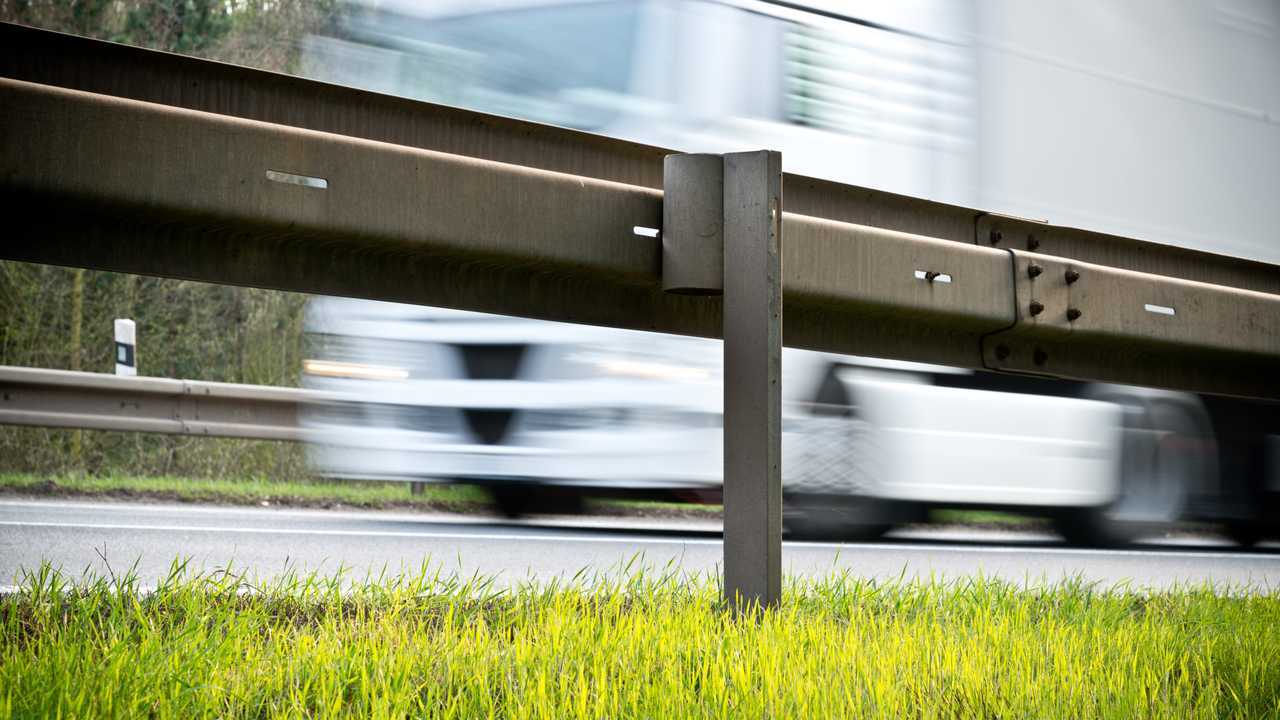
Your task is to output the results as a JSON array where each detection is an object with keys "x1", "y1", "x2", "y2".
[
  {"x1": 0, "y1": 472, "x2": 490, "y2": 512},
  {"x1": 1, "y1": 563, "x2": 1278, "y2": 718},
  {"x1": 4, "y1": 474, "x2": 1045, "y2": 527},
  {"x1": 0, "y1": 472, "x2": 721, "y2": 518},
  {"x1": 930, "y1": 509, "x2": 1047, "y2": 530}
]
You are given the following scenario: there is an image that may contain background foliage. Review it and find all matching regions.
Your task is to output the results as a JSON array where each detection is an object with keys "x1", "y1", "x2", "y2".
[{"x1": 0, "y1": 0, "x2": 348, "y2": 478}]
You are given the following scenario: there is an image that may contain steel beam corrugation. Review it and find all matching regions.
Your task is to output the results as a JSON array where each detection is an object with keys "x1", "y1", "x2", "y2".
[
  {"x1": 1, "y1": 76, "x2": 1277, "y2": 398},
  {"x1": 3, "y1": 21, "x2": 1275, "y2": 295},
  {"x1": 0, "y1": 367, "x2": 309, "y2": 441}
]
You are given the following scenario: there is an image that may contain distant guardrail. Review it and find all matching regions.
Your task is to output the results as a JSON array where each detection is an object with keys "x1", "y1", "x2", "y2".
[{"x1": 0, "y1": 366, "x2": 311, "y2": 442}]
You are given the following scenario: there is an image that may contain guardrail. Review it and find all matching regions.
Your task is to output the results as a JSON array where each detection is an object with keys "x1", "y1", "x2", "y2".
[
  {"x1": 2, "y1": 23, "x2": 1276, "y2": 399},
  {"x1": 3, "y1": 21, "x2": 1277, "y2": 607},
  {"x1": 0, "y1": 366, "x2": 309, "y2": 442}
]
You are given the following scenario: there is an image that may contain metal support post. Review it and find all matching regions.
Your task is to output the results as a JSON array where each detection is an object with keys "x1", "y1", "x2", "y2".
[
  {"x1": 722, "y1": 150, "x2": 783, "y2": 609},
  {"x1": 664, "y1": 150, "x2": 782, "y2": 609}
]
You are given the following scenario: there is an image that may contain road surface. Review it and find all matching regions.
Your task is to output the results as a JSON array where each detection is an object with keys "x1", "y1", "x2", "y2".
[{"x1": 2, "y1": 498, "x2": 1278, "y2": 591}]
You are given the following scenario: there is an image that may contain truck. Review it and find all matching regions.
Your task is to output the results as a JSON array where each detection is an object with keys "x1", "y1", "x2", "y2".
[{"x1": 298, "y1": 0, "x2": 1280, "y2": 544}]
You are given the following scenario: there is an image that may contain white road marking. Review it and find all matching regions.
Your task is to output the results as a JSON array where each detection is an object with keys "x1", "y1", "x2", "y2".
[
  {"x1": 0, "y1": 498, "x2": 718, "y2": 533},
  {"x1": 0, "y1": 520, "x2": 719, "y2": 547},
  {"x1": 2, "y1": 519, "x2": 1278, "y2": 562}
]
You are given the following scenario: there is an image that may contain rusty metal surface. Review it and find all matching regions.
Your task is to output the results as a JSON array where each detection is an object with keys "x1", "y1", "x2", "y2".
[
  {"x1": 0, "y1": 366, "x2": 308, "y2": 441},
  {"x1": 722, "y1": 150, "x2": 783, "y2": 608}
]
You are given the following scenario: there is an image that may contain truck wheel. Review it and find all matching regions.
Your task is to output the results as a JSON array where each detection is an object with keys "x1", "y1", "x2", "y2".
[
  {"x1": 489, "y1": 483, "x2": 534, "y2": 519},
  {"x1": 1225, "y1": 521, "x2": 1265, "y2": 548},
  {"x1": 1055, "y1": 388, "x2": 1203, "y2": 546},
  {"x1": 488, "y1": 483, "x2": 584, "y2": 518},
  {"x1": 784, "y1": 494, "x2": 899, "y2": 541}
]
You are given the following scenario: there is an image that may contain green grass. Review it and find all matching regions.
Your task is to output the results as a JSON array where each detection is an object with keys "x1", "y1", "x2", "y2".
[
  {"x1": 0, "y1": 472, "x2": 488, "y2": 511},
  {"x1": 0, "y1": 472, "x2": 722, "y2": 518},
  {"x1": 930, "y1": 509, "x2": 1047, "y2": 530},
  {"x1": 2, "y1": 563, "x2": 1278, "y2": 718}
]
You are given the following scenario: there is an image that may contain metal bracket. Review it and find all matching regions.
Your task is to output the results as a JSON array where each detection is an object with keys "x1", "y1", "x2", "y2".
[
  {"x1": 975, "y1": 213, "x2": 1280, "y2": 295},
  {"x1": 982, "y1": 249, "x2": 1280, "y2": 396}
]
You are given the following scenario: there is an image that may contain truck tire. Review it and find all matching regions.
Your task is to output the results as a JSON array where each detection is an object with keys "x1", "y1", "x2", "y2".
[
  {"x1": 783, "y1": 494, "x2": 896, "y2": 541},
  {"x1": 1055, "y1": 387, "x2": 1206, "y2": 546},
  {"x1": 489, "y1": 483, "x2": 584, "y2": 518}
]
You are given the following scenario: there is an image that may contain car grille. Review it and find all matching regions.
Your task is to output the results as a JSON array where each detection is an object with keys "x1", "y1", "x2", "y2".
[
  {"x1": 452, "y1": 344, "x2": 528, "y2": 380},
  {"x1": 452, "y1": 344, "x2": 528, "y2": 444},
  {"x1": 462, "y1": 409, "x2": 516, "y2": 445}
]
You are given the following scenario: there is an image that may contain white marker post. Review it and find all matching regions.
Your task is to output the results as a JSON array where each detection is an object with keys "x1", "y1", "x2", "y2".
[{"x1": 114, "y1": 318, "x2": 136, "y2": 376}]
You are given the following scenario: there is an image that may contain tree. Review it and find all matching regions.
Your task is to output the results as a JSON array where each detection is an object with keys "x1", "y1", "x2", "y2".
[{"x1": 0, "y1": 0, "x2": 345, "y2": 478}]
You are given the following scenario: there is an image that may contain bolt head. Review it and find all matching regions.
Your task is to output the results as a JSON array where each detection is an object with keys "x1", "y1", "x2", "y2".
[
  {"x1": 1066, "y1": 308, "x2": 1082, "y2": 322},
  {"x1": 995, "y1": 344, "x2": 1011, "y2": 361},
  {"x1": 1065, "y1": 269, "x2": 1080, "y2": 284},
  {"x1": 989, "y1": 230, "x2": 1002, "y2": 244},
  {"x1": 1027, "y1": 234, "x2": 1040, "y2": 251},
  {"x1": 1033, "y1": 348, "x2": 1048, "y2": 366},
  {"x1": 1029, "y1": 301, "x2": 1045, "y2": 316},
  {"x1": 1027, "y1": 264, "x2": 1043, "y2": 279}
]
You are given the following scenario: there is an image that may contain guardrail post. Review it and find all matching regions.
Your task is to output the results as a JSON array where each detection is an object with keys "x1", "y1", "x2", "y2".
[
  {"x1": 664, "y1": 150, "x2": 783, "y2": 610},
  {"x1": 114, "y1": 318, "x2": 137, "y2": 377},
  {"x1": 722, "y1": 150, "x2": 783, "y2": 609}
]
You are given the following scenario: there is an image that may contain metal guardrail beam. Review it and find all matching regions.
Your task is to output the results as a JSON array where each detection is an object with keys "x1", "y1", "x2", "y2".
[
  {"x1": 0, "y1": 367, "x2": 307, "y2": 441},
  {"x1": 0, "y1": 77, "x2": 1009, "y2": 375},
  {"x1": 2, "y1": 75, "x2": 1277, "y2": 398},
  {"x1": 2, "y1": 21, "x2": 1277, "y2": 297}
]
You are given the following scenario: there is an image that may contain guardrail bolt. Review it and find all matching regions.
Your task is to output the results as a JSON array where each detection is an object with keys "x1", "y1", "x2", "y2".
[
  {"x1": 1027, "y1": 234, "x2": 1040, "y2": 251},
  {"x1": 1029, "y1": 301, "x2": 1045, "y2": 316},
  {"x1": 995, "y1": 344, "x2": 1011, "y2": 361},
  {"x1": 1066, "y1": 308, "x2": 1082, "y2": 322},
  {"x1": 1027, "y1": 264, "x2": 1043, "y2": 279},
  {"x1": 1065, "y1": 269, "x2": 1080, "y2": 284},
  {"x1": 1034, "y1": 348, "x2": 1048, "y2": 366},
  {"x1": 924, "y1": 270, "x2": 940, "y2": 281},
  {"x1": 989, "y1": 230, "x2": 1002, "y2": 244}
]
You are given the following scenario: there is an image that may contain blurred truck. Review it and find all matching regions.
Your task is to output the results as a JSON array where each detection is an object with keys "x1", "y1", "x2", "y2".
[{"x1": 299, "y1": 0, "x2": 1280, "y2": 544}]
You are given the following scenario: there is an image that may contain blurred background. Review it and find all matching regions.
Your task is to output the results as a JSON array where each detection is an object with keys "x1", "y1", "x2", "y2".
[{"x1": 2, "y1": 0, "x2": 1278, "y2": 544}]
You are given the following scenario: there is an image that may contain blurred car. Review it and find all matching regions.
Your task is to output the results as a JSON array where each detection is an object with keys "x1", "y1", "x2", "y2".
[{"x1": 302, "y1": 298, "x2": 723, "y2": 515}]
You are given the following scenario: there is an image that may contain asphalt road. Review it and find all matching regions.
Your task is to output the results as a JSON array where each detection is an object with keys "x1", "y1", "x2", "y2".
[{"x1": 2, "y1": 498, "x2": 1279, "y2": 591}]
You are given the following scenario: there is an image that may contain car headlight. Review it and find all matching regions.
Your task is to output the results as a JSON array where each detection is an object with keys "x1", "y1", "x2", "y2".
[
  {"x1": 302, "y1": 359, "x2": 409, "y2": 381},
  {"x1": 594, "y1": 359, "x2": 710, "y2": 382}
]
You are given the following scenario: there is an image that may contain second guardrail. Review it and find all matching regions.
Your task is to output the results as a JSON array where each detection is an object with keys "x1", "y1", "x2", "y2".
[{"x1": 0, "y1": 366, "x2": 310, "y2": 442}]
